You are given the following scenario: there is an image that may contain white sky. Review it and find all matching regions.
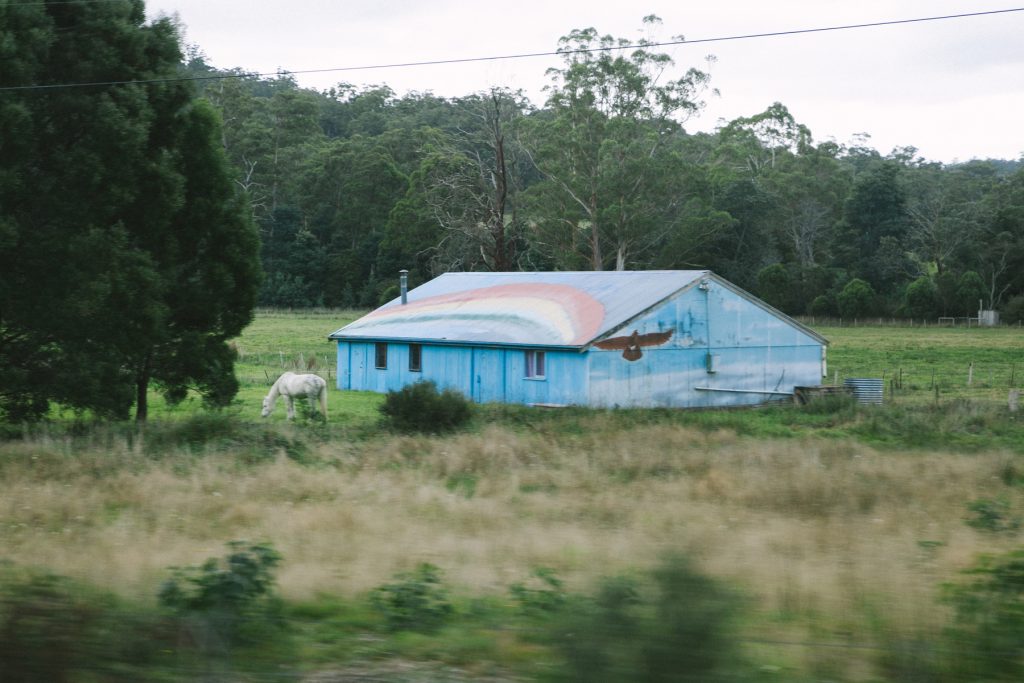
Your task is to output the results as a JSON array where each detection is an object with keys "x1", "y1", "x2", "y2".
[{"x1": 145, "y1": 0, "x2": 1024, "y2": 163}]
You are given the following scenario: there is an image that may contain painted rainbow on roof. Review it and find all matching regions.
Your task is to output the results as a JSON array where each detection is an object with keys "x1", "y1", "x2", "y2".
[{"x1": 344, "y1": 283, "x2": 607, "y2": 346}]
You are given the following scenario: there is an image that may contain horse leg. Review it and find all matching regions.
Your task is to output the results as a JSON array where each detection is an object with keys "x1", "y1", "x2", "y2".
[{"x1": 286, "y1": 396, "x2": 295, "y2": 420}]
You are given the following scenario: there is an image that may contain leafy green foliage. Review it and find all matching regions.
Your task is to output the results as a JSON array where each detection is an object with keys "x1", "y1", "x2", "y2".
[
  {"x1": 0, "y1": 566, "x2": 164, "y2": 683},
  {"x1": 510, "y1": 567, "x2": 567, "y2": 614},
  {"x1": 158, "y1": 541, "x2": 285, "y2": 652},
  {"x1": 159, "y1": 541, "x2": 281, "y2": 615},
  {"x1": 838, "y1": 278, "x2": 876, "y2": 318},
  {"x1": 0, "y1": 2, "x2": 260, "y2": 422},
  {"x1": 903, "y1": 276, "x2": 939, "y2": 319},
  {"x1": 965, "y1": 498, "x2": 1021, "y2": 533},
  {"x1": 370, "y1": 563, "x2": 454, "y2": 632},
  {"x1": 943, "y1": 548, "x2": 1024, "y2": 680},
  {"x1": 545, "y1": 554, "x2": 744, "y2": 682},
  {"x1": 379, "y1": 380, "x2": 472, "y2": 434}
]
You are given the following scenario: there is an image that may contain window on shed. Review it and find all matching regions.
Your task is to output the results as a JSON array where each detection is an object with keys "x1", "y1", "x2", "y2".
[
  {"x1": 525, "y1": 350, "x2": 546, "y2": 379},
  {"x1": 375, "y1": 342, "x2": 387, "y2": 369},
  {"x1": 409, "y1": 344, "x2": 422, "y2": 372}
]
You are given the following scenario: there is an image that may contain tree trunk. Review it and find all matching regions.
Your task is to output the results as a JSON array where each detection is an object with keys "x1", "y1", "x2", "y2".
[
  {"x1": 135, "y1": 354, "x2": 152, "y2": 423},
  {"x1": 589, "y1": 193, "x2": 602, "y2": 270},
  {"x1": 490, "y1": 93, "x2": 510, "y2": 271}
]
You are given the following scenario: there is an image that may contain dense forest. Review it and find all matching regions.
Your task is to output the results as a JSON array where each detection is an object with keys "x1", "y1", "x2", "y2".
[{"x1": 180, "y1": 21, "x2": 1024, "y2": 322}]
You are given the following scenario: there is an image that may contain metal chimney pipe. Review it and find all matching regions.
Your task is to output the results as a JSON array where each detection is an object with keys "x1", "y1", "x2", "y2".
[{"x1": 399, "y1": 269, "x2": 408, "y2": 305}]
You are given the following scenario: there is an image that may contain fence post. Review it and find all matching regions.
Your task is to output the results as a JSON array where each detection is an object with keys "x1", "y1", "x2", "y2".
[{"x1": 968, "y1": 362, "x2": 974, "y2": 387}]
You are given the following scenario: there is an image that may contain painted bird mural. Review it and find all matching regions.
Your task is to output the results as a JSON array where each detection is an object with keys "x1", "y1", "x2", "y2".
[{"x1": 594, "y1": 329, "x2": 674, "y2": 361}]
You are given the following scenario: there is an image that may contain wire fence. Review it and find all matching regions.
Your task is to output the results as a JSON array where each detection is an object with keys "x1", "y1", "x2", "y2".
[{"x1": 797, "y1": 315, "x2": 1023, "y2": 328}]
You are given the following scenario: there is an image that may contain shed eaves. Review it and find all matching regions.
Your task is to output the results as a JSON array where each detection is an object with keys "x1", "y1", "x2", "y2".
[{"x1": 328, "y1": 271, "x2": 709, "y2": 348}]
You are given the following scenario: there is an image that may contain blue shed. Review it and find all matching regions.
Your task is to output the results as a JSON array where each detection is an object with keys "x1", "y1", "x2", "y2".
[{"x1": 327, "y1": 271, "x2": 828, "y2": 408}]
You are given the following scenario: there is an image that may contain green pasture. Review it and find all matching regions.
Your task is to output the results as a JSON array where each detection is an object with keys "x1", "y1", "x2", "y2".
[{"x1": 819, "y1": 324, "x2": 1024, "y2": 405}]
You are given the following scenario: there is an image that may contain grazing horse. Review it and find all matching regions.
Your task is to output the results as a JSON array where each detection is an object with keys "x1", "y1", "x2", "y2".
[{"x1": 261, "y1": 372, "x2": 327, "y2": 420}]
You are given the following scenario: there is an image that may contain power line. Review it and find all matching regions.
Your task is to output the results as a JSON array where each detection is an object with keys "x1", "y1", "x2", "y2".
[{"x1": 2, "y1": 6, "x2": 1022, "y2": 93}]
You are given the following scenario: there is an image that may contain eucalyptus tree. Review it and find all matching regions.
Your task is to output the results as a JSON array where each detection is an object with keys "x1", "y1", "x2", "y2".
[
  {"x1": 904, "y1": 162, "x2": 996, "y2": 277},
  {"x1": 0, "y1": 0, "x2": 260, "y2": 421},
  {"x1": 414, "y1": 88, "x2": 532, "y2": 273},
  {"x1": 524, "y1": 16, "x2": 714, "y2": 270},
  {"x1": 974, "y1": 166, "x2": 1024, "y2": 308}
]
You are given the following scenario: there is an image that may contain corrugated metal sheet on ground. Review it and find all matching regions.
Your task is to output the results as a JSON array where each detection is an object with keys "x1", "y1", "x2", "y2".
[
  {"x1": 329, "y1": 271, "x2": 709, "y2": 347},
  {"x1": 844, "y1": 378, "x2": 884, "y2": 405}
]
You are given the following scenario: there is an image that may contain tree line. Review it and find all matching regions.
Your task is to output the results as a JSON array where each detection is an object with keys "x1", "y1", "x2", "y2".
[
  {"x1": 183, "y1": 17, "x2": 1024, "y2": 322},
  {"x1": 2, "y1": 4, "x2": 1023, "y2": 422}
]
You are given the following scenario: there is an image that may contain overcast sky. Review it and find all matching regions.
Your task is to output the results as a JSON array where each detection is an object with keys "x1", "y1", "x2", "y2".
[{"x1": 145, "y1": 1, "x2": 1024, "y2": 164}]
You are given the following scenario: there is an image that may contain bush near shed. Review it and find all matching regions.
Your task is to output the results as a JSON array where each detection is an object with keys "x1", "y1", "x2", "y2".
[{"x1": 379, "y1": 380, "x2": 473, "y2": 434}]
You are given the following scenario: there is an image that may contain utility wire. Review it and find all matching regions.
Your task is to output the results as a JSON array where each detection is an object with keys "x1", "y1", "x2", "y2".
[{"x1": 1, "y1": 6, "x2": 1022, "y2": 92}]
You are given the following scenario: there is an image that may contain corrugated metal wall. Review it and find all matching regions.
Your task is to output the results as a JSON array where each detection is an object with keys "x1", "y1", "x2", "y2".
[
  {"x1": 586, "y1": 279, "x2": 823, "y2": 408},
  {"x1": 337, "y1": 341, "x2": 588, "y2": 406}
]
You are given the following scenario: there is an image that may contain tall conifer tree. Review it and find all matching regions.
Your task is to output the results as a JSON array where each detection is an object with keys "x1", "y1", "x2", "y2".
[{"x1": 0, "y1": 0, "x2": 260, "y2": 421}]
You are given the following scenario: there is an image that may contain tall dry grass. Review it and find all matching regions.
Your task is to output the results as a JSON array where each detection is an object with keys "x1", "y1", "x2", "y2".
[{"x1": 2, "y1": 422, "x2": 1021, "y2": 672}]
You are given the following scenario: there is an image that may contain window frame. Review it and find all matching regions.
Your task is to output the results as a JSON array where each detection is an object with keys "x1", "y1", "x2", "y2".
[
  {"x1": 374, "y1": 342, "x2": 388, "y2": 370},
  {"x1": 524, "y1": 349, "x2": 546, "y2": 380},
  {"x1": 408, "y1": 343, "x2": 422, "y2": 372}
]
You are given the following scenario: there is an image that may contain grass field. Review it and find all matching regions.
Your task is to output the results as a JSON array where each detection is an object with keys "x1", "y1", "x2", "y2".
[
  {"x1": 817, "y1": 324, "x2": 1024, "y2": 405},
  {"x1": 3, "y1": 311, "x2": 1024, "y2": 681}
]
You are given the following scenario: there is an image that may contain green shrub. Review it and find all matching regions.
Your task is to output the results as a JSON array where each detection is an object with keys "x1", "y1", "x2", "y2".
[
  {"x1": 0, "y1": 566, "x2": 160, "y2": 682},
  {"x1": 370, "y1": 563, "x2": 454, "y2": 632},
  {"x1": 800, "y1": 392, "x2": 857, "y2": 415},
  {"x1": 943, "y1": 548, "x2": 1024, "y2": 680},
  {"x1": 379, "y1": 380, "x2": 472, "y2": 434},
  {"x1": 158, "y1": 541, "x2": 286, "y2": 653},
  {"x1": 510, "y1": 567, "x2": 566, "y2": 615},
  {"x1": 838, "y1": 278, "x2": 876, "y2": 319},
  {"x1": 965, "y1": 498, "x2": 1021, "y2": 533},
  {"x1": 903, "y1": 276, "x2": 938, "y2": 320},
  {"x1": 546, "y1": 554, "x2": 744, "y2": 682},
  {"x1": 809, "y1": 294, "x2": 835, "y2": 317}
]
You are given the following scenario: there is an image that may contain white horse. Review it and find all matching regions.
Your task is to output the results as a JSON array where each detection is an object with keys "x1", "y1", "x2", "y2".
[{"x1": 261, "y1": 372, "x2": 327, "y2": 420}]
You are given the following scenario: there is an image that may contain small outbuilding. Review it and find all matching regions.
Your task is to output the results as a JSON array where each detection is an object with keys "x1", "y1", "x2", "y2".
[{"x1": 328, "y1": 270, "x2": 828, "y2": 408}]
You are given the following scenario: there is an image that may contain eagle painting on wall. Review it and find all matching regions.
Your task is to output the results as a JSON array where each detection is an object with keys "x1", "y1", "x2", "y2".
[{"x1": 594, "y1": 329, "x2": 674, "y2": 361}]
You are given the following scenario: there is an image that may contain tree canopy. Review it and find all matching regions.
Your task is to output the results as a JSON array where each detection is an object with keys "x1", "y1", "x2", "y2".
[{"x1": 0, "y1": 0, "x2": 260, "y2": 421}]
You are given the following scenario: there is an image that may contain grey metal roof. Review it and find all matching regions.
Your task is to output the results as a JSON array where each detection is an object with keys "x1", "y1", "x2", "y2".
[{"x1": 328, "y1": 270, "x2": 827, "y2": 347}]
